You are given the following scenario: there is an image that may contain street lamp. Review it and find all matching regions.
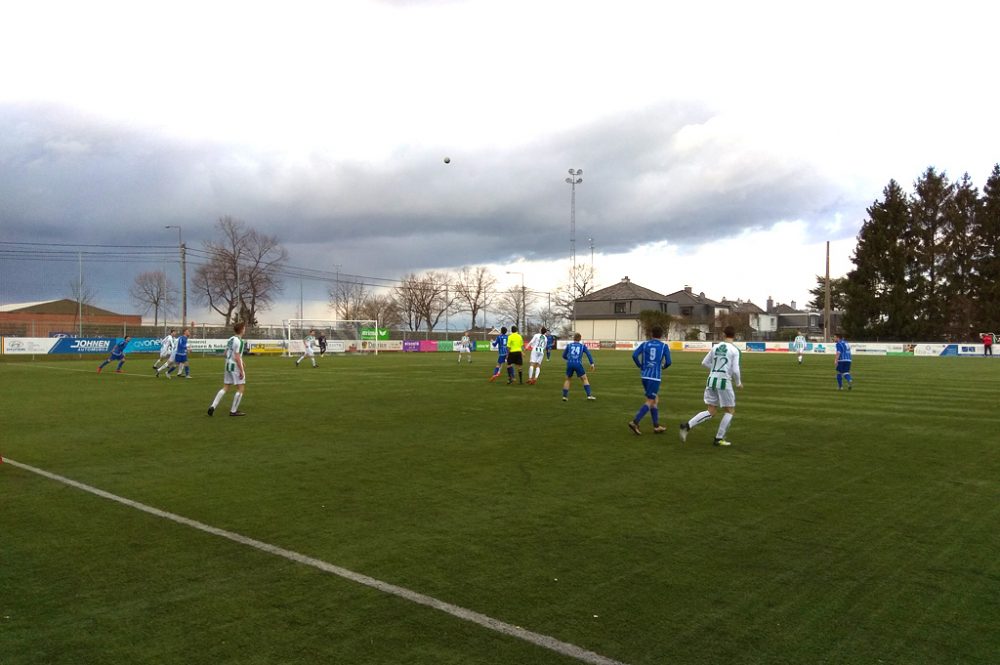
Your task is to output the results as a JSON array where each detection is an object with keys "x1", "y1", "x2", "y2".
[
  {"x1": 506, "y1": 271, "x2": 525, "y2": 331},
  {"x1": 565, "y1": 168, "x2": 583, "y2": 331},
  {"x1": 165, "y1": 225, "x2": 186, "y2": 328}
]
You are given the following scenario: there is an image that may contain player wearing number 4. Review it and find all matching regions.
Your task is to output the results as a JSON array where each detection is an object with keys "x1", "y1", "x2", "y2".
[
  {"x1": 562, "y1": 333, "x2": 596, "y2": 401},
  {"x1": 628, "y1": 325, "x2": 671, "y2": 435},
  {"x1": 208, "y1": 321, "x2": 247, "y2": 417},
  {"x1": 679, "y1": 326, "x2": 742, "y2": 446}
]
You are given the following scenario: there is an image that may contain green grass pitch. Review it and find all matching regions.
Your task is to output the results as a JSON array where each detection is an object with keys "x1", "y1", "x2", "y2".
[{"x1": 1, "y1": 350, "x2": 998, "y2": 664}]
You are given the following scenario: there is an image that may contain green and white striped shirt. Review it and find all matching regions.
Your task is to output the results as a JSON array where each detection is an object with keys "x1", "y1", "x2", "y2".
[{"x1": 702, "y1": 341, "x2": 742, "y2": 389}]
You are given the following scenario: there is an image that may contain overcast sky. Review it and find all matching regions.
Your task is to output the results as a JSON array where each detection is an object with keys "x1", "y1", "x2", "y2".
[{"x1": 2, "y1": 0, "x2": 998, "y2": 324}]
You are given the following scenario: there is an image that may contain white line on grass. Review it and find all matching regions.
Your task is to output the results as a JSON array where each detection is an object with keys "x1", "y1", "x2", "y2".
[{"x1": 2, "y1": 458, "x2": 629, "y2": 665}]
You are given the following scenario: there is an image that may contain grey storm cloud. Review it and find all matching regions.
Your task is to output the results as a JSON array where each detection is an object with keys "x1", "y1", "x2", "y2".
[{"x1": 0, "y1": 102, "x2": 854, "y2": 277}]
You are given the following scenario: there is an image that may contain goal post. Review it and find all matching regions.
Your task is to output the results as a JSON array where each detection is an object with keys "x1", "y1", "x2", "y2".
[{"x1": 283, "y1": 319, "x2": 380, "y2": 356}]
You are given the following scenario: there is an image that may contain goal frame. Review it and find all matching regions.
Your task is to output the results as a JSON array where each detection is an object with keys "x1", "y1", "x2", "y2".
[{"x1": 282, "y1": 319, "x2": 380, "y2": 356}]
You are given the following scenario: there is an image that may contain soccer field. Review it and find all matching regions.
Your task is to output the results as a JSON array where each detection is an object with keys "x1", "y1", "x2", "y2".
[{"x1": 2, "y1": 351, "x2": 998, "y2": 665}]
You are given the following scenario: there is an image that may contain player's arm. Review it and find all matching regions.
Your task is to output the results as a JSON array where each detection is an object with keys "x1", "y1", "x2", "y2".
[
  {"x1": 701, "y1": 349, "x2": 713, "y2": 369},
  {"x1": 631, "y1": 344, "x2": 643, "y2": 368},
  {"x1": 585, "y1": 347, "x2": 595, "y2": 368},
  {"x1": 662, "y1": 347, "x2": 672, "y2": 370},
  {"x1": 731, "y1": 351, "x2": 742, "y2": 388}
]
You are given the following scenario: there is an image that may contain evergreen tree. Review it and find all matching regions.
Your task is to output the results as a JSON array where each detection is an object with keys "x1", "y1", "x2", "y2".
[
  {"x1": 940, "y1": 173, "x2": 979, "y2": 339},
  {"x1": 975, "y1": 164, "x2": 1000, "y2": 332},
  {"x1": 908, "y1": 167, "x2": 953, "y2": 339},
  {"x1": 843, "y1": 180, "x2": 912, "y2": 339},
  {"x1": 807, "y1": 275, "x2": 848, "y2": 311}
]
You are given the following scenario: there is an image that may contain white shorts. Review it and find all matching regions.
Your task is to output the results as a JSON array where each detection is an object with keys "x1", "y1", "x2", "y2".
[
  {"x1": 301, "y1": 347, "x2": 315, "y2": 357},
  {"x1": 224, "y1": 369, "x2": 246, "y2": 385},
  {"x1": 159, "y1": 350, "x2": 172, "y2": 359},
  {"x1": 703, "y1": 386, "x2": 736, "y2": 408},
  {"x1": 530, "y1": 348, "x2": 545, "y2": 364}
]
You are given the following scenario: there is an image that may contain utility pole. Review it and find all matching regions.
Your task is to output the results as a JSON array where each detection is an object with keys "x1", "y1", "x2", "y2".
[
  {"x1": 565, "y1": 168, "x2": 583, "y2": 331},
  {"x1": 165, "y1": 226, "x2": 186, "y2": 327},
  {"x1": 824, "y1": 241, "x2": 832, "y2": 342}
]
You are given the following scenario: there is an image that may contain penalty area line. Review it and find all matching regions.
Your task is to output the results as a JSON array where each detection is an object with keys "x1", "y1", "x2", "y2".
[{"x1": 1, "y1": 458, "x2": 629, "y2": 665}]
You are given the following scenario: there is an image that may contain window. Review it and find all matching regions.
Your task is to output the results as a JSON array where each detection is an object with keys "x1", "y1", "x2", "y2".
[
  {"x1": 681, "y1": 306, "x2": 693, "y2": 317},
  {"x1": 614, "y1": 302, "x2": 627, "y2": 314}
]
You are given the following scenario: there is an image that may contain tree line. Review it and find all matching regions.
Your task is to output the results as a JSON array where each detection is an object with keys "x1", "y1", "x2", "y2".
[
  {"x1": 131, "y1": 216, "x2": 595, "y2": 333},
  {"x1": 838, "y1": 164, "x2": 1000, "y2": 341}
]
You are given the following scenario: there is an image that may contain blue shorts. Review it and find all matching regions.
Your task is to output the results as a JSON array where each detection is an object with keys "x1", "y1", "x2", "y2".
[
  {"x1": 496, "y1": 354, "x2": 507, "y2": 364},
  {"x1": 109, "y1": 352, "x2": 124, "y2": 361},
  {"x1": 836, "y1": 360, "x2": 851, "y2": 374},
  {"x1": 566, "y1": 364, "x2": 586, "y2": 378},
  {"x1": 642, "y1": 378, "x2": 660, "y2": 399},
  {"x1": 174, "y1": 353, "x2": 188, "y2": 364}
]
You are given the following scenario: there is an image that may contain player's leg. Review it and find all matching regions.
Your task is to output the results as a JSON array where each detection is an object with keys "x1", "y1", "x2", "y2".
[
  {"x1": 230, "y1": 384, "x2": 246, "y2": 415},
  {"x1": 681, "y1": 396, "x2": 717, "y2": 441},
  {"x1": 714, "y1": 391, "x2": 736, "y2": 445},
  {"x1": 562, "y1": 368, "x2": 573, "y2": 400},
  {"x1": 650, "y1": 395, "x2": 664, "y2": 431},
  {"x1": 116, "y1": 358, "x2": 125, "y2": 372},
  {"x1": 581, "y1": 374, "x2": 594, "y2": 399},
  {"x1": 209, "y1": 384, "x2": 229, "y2": 416},
  {"x1": 843, "y1": 362, "x2": 853, "y2": 389},
  {"x1": 97, "y1": 355, "x2": 111, "y2": 372}
]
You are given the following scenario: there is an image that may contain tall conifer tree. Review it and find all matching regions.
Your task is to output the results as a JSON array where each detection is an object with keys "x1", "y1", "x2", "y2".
[{"x1": 976, "y1": 164, "x2": 1000, "y2": 332}]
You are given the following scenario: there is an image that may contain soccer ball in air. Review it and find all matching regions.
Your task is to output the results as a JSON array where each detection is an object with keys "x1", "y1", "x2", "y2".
[{"x1": 443, "y1": 157, "x2": 451, "y2": 164}]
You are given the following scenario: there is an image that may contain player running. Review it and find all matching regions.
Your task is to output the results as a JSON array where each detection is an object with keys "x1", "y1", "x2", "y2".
[
  {"x1": 97, "y1": 336, "x2": 131, "y2": 374},
  {"x1": 526, "y1": 326, "x2": 548, "y2": 384},
  {"x1": 159, "y1": 328, "x2": 191, "y2": 379},
  {"x1": 295, "y1": 329, "x2": 319, "y2": 368},
  {"x1": 488, "y1": 327, "x2": 509, "y2": 382},
  {"x1": 458, "y1": 333, "x2": 473, "y2": 364},
  {"x1": 153, "y1": 330, "x2": 176, "y2": 373},
  {"x1": 679, "y1": 326, "x2": 742, "y2": 446},
  {"x1": 628, "y1": 326, "x2": 671, "y2": 435},
  {"x1": 208, "y1": 321, "x2": 248, "y2": 417},
  {"x1": 561, "y1": 333, "x2": 596, "y2": 401}
]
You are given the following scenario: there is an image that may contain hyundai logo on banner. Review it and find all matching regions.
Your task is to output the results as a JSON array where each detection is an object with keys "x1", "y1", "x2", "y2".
[{"x1": 51, "y1": 338, "x2": 113, "y2": 354}]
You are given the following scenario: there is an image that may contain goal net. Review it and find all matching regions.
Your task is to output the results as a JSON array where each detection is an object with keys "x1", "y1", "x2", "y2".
[{"x1": 283, "y1": 319, "x2": 380, "y2": 356}]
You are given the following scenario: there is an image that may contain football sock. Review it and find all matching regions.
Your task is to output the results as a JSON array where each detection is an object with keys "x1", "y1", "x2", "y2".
[
  {"x1": 518, "y1": 370, "x2": 522, "y2": 383},
  {"x1": 584, "y1": 384, "x2": 592, "y2": 397},
  {"x1": 716, "y1": 413, "x2": 733, "y2": 439},
  {"x1": 844, "y1": 372, "x2": 852, "y2": 385},
  {"x1": 98, "y1": 360, "x2": 109, "y2": 370},
  {"x1": 836, "y1": 373, "x2": 843, "y2": 388},
  {"x1": 211, "y1": 389, "x2": 225, "y2": 409},
  {"x1": 117, "y1": 361, "x2": 125, "y2": 370},
  {"x1": 507, "y1": 366, "x2": 514, "y2": 379},
  {"x1": 650, "y1": 407, "x2": 659, "y2": 427},
  {"x1": 231, "y1": 392, "x2": 243, "y2": 413},
  {"x1": 534, "y1": 367, "x2": 540, "y2": 380},
  {"x1": 493, "y1": 366, "x2": 501, "y2": 376},
  {"x1": 184, "y1": 366, "x2": 190, "y2": 376},
  {"x1": 562, "y1": 388, "x2": 569, "y2": 398},
  {"x1": 634, "y1": 404, "x2": 650, "y2": 423},
  {"x1": 689, "y1": 411, "x2": 712, "y2": 429}
]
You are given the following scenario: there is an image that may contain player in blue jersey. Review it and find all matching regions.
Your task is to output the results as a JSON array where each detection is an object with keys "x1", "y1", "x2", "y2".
[
  {"x1": 628, "y1": 326, "x2": 672, "y2": 435},
  {"x1": 561, "y1": 333, "x2": 596, "y2": 401},
  {"x1": 835, "y1": 333, "x2": 853, "y2": 390},
  {"x1": 545, "y1": 332, "x2": 555, "y2": 361},
  {"x1": 97, "y1": 336, "x2": 131, "y2": 373},
  {"x1": 160, "y1": 328, "x2": 191, "y2": 379},
  {"x1": 488, "y1": 327, "x2": 509, "y2": 382}
]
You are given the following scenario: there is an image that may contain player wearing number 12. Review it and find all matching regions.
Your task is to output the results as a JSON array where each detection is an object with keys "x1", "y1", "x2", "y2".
[
  {"x1": 627, "y1": 325, "x2": 671, "y2": 435},
  {"x1": 679, "y1": 325, "x2": 742, "y2": 446},
  {"x1": 208, "y1": 321, "x2": 247, "y2": 417}
]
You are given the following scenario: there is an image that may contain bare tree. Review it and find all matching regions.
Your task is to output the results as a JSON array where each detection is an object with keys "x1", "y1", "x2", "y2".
[
  {"x1": 553, "y1": 264, "x2": 597, "y2": 331},
  {"x1": 192, "y1": 216, "x2": 288, "y2": 326},
  {"x1": 393, "y1": 271, "x2": 453, "y2": 335},
  {"x1": 495, "y1": 285, "x2": 536, "y2": 329},
  {"x1": 452, "y1": 266, "x2": 496, "y2": 329},
  {"x1": 358, "y1": 292, "x2": 402, "y2": 329},
  {"x1": 329, "y1": 277, "x2": 370, "y2": 320},
  {"x1": 130, "y1": 270, "x2": 177, "y2": 326},
  {"x1": 67, "y1": 278, "x2": 97, "y2": 309}
]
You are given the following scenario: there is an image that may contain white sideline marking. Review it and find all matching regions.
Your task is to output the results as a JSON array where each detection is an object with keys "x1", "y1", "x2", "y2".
[{"x1": 2, "y1": 458, "x2": 629, "y2": 665}]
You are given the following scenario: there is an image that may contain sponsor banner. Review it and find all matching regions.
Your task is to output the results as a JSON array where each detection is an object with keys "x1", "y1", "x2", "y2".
[
  {"x1": 377, "y1": 340, "x2": 404, "y2": 352},
  {"x1": 403, "y1": 340, "x2": 421, "y2": 352},
  {"x1": 956, "y1": 344, "x2": 980, "y2": 356},
  {"x1": 745, "y1": 342, "x2": 766, "y2": 352},
  {"x1": 50, "y1": 337, "x2": 114, "y2": 354},
  {"x1": 188, "y1": 338, "x2": 228, "y2": 353},
  {"x1": 48, "y1": 332, "x2": 75, "y2": 338},
  {"x1": 419, "y1": 340, "x2": 438, "y2": 352},
  {"x1": 361, "y1": 327, "x2": 390, "y2": 340},
  {"x1": 599, "y1": 340, "x2": 616, "y2": 350},
  {"x1": 913, "y1": 344, "x2": 948, "y2": 357},
  {"x1": 683, "y1": 341, "x2": 712, "y2": 352},
  {"x1": 615, "y1": 341, "x2": 637, "y2": 350},
  {"x1": 668, "y1": 341, "x2": 684, "y2": 351},
  {"x1": 3, "y1": 337, "x2": 58, "y2": 354},
  {"x1": 438, "y1": 341, "x2": 454, "y2": 352},
  {"x1": 124, "y1": 338, "x2": 161, "y2": 353}
]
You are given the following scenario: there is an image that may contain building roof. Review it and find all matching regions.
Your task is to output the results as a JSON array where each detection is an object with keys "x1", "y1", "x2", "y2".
[
  {"x1": 720, "y1": 299, "x2": 767, "y2": 314},
  {"x1": 0, "y1": 298, "x2": 128, "y2": 317},
  {"x1": 662, "y1": 287, "x2": 723, "y2": 307},
  {"x1": 577, "y1": 277, "x2": 669, "y2": 302}
]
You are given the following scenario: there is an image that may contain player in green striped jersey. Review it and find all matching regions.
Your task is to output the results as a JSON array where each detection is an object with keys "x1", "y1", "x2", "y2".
[
  {"x1": 295, "y1": 330, "x2": 319, "y2": 368},
  {"x1": 679, "y1": 326, "x2": 743, "y2": 446},
  {"x1": 208, "y1": 321, "x2": 247, "y2": 417}
]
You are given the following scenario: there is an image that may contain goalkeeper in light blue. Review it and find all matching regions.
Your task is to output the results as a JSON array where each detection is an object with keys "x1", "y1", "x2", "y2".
[{"x1": 679, "y1": 326, "x2": 742, "y2": 447}]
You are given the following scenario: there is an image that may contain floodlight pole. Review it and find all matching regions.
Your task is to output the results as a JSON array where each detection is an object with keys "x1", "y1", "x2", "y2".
[
  {"x1": 506, "y1": 271, "x2": 525, "y2": 331},
  {"x1": 824, "y1": 241, "x2": 832, "y2": 342},
  {"x1": 565, "y1": 168, "x2": 583, "y2": 331}
]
